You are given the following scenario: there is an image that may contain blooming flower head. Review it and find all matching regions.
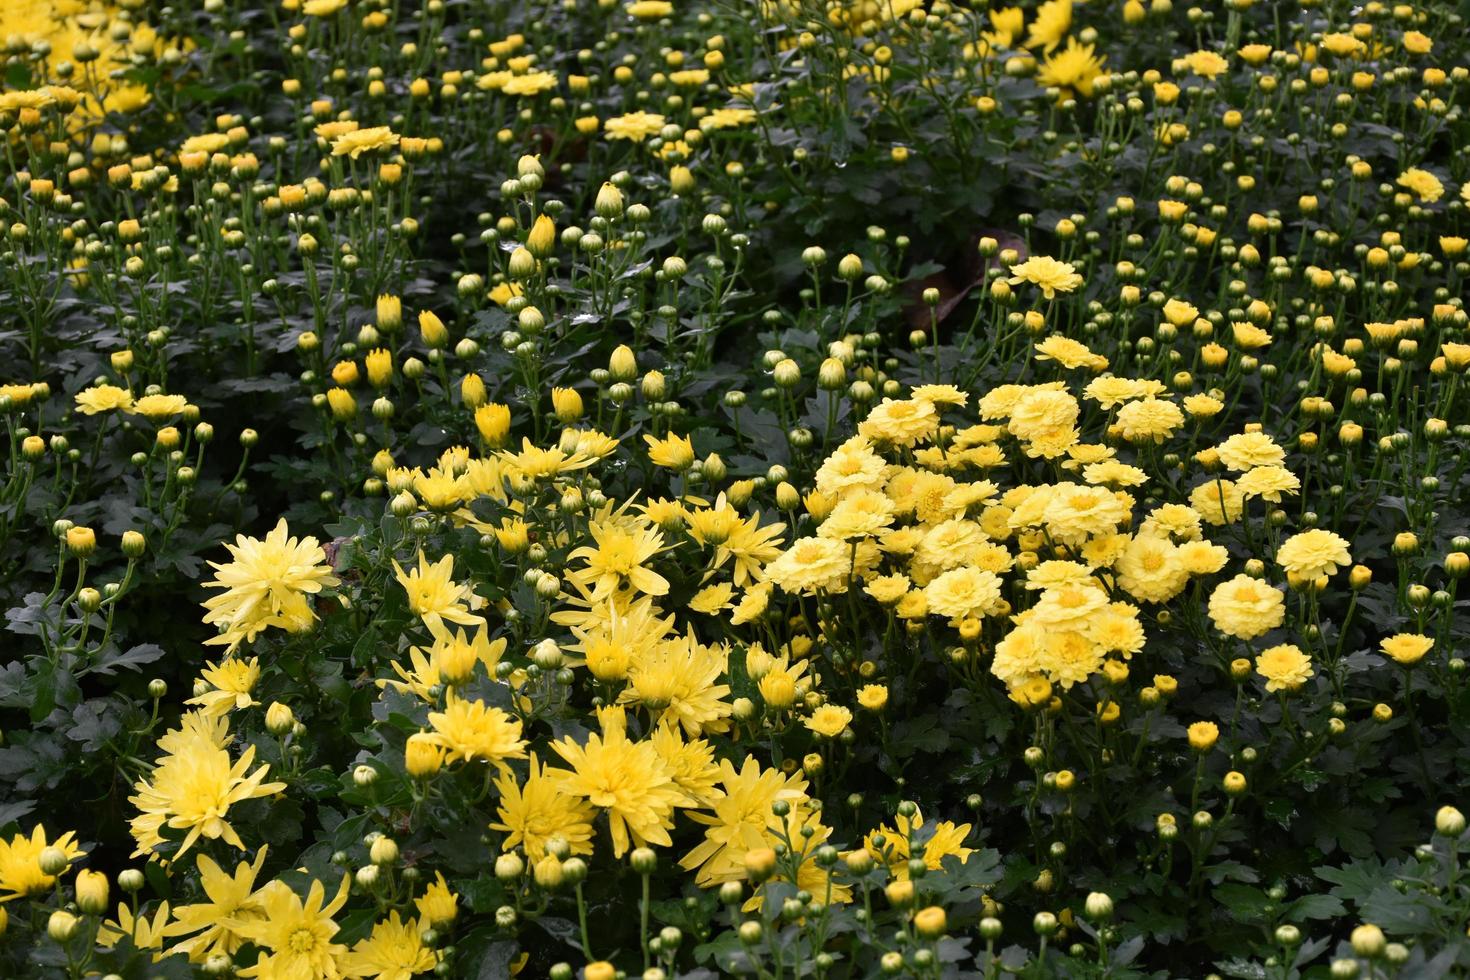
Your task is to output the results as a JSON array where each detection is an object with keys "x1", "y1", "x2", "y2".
[
  {"x1": 604, "y1": 110, "x2": 667, "y2": 141},
  {"x1": 1397, "y1": 168, "x2": 1444, "y2": 203},
  {"x1": 129, "y1": 713, "x2": 286, "y2": 859},
  {"x1": 1008, "y1": 255, "x2": 1083, "y2": 299},
  {"x1": 549, "y1": 722, "x2": 684, "y2": 857},
  {"x1": 235, "y1": 876, "x2": 351, "y2": 979},
  {"x1": 644, "y1": 432, "x2": 696, "y2": 470},
  {"x1": 679, "y1": 758, "x2": 809, "y2": 886},
  {"x1": 1215, "y1": 431, "x2": 1284, "y2": 471},
  {"x1": 804, "y1": 704, "x2": 853, "y2": 738},
  {"x1": 132, "y1": 393, "x2": 189, "y2": 420},
  {"x1": 924, "y1": 566, "x2": 1003, "y2": 619},
  {"x1": 568, "y1": 518, "x2": 671, "y2": 600},
  {"x1": 1381, "y1": 633, "x2": 1433, "y2": 666},
  {"x1": 202, "y1": 520, "x2": 339, "y2": 652},
  {"x1": 626, "y1": 0, "x2": 674, "y2": 19},
  {"x1": 1256, "y1": 644, "x2": 1314, "y2": 692},
  {"x1": 492, "y1": 754, "x2": 597, "y2": 860},
  {"x1": 393, "y1": 552, "x2": 483, "y2": 633},
  {"x1": 75, "y1": 383, "x2": 134, "y2": 415},
  {"x1": 1024, "y1": 0, "x2": 1072, "y2": 52},
  {"x1": 0, "y1": 825, "x2": 85, "y2": 902},
  {"x1": 1037, "y1": 38, "x2": 1106, "y2": 99},
  {"x1": 765, "y1": 536, "x2": 851, "y2": 596},
  {"x1": 186, "y1": 658, "x2": 262, "y2": 718},
  {"x1": 619, "y1": 633, "x2": 733, "y2": 736},
  {"x1": 1276, "y1": 529, "x2": 1352, "y2": 582},
  {"x1": 859, "y1": 397, "x2": 938, "y2": 447},
  {"x1": 341, "y1": 911, "x2": 440, "y2": 979},
  {"x1": 1208, "y1": 574, "x2": 1285, "y2": 640},
  {"x1": 425, "y1": 693, "x2": 528, "y2": 771},
  {"x1": 163, "y1": 847, "x2": 269, "y2": 961},
  {"x1": 331, "y1": 125, "x2": 399, "y2": 158}
]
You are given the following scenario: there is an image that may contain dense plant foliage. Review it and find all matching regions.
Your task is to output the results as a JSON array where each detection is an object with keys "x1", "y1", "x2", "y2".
[{"x1": 1, "y1": 0, "x2": 1470, "y2": 977}]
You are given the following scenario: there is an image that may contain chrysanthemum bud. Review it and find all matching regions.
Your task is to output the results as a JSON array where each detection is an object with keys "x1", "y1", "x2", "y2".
[
  {"x1": 609, "y1": 345, "x2": 637, "y2": 381},
  {"x1": 533, "y1": 853, "x2": 563, "y2": 889},
  {"x1": 404, "y1": 733, "x2": 444, "y2": 777},
  {"x1": 1084, "y1": 892, "x2": 1113, "y2": 921},
  {"x1": 526, "y1": 214, "x2": 556, "y2": 258},
  {"x1": 370, "y1": 837, "x2": 399, "y2": 865},
  {"x1": 1351, "y1": 924, "x2": 1386, "y2": 958},
  {"x1": 265, "y1": 702, "x2": 295, "y2": 735},
  {"x1": 595, "y1": 182, "x2": 625, "y2": 219},
  {"x1": 47, "y1": 910, "x2": 78, "y2": 942},
  {"x1": 38, "y1": 846, "x2": 70, "y2": 877},
  {"x1": 65, "y1": 526, "x2": 96, "y2": 558},
  {"x1": 418, "y1": 310, "x2": 448, "y2": 348},
  {"x1": 376, "y1": 295, "x2": 403, "y2": 332},
  {"x1": 75, "y1": 869, "x2": 109, "y2": 915},
  {"x1": 508, "y1": 246, "x2": 536, "y2": 279},
  {"x1": 1436, "y1": 806, "x2": 1466, "y2": 836},
  {"x1": 551, "y1": 387, "x2": 583, "y2": 423},
  {"x1": 460, "y1": 373, "x2": 487, "y2": 409},
  {"x1": 743, "y1": 847, "x2": 777, "y2": 883},
  {"x1": 494, "y1": 852, "x2": 525, "y2": 880},
  {"x1": 914, "y1": 906, "x2": 947, "y2": 938},
  {"x1": 116, "y1": 528, "x2": 144, "y2": 558}
]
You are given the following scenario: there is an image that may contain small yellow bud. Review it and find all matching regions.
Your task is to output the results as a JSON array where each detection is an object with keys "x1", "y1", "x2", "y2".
[
  {"x1": 74, "y1": 870, "x2": 109, "y2": 915},
  {"x1": 65, "y1": 526, "x2": 97, "y2": 558},
  {"x1": 47, "y1": 910, "x2": 78, "y2": 942},
  {"x1": 418, "y1": 310, "x2": 448, "y2": 348},
  {"x1": 595, "y1": 182, "x2": 625, "y2": 219},
  {"x1": 914, "y1": 906, "x2": 947, "y2": 938},
  {"x1": 461, "y1": 373, "x2": 487, "y2": 409},
  {"x1": 609, "y1": 344, "x2": 638, "y2": 381},
  {"x1": 551, "y1": 387, "x2": 583, "y2": 423},
  {"x1": 265, "y1": 702, "x2": 295, "y2": 735},
  {"x1": 526, "y1": 214, "x2": 556, "y2": 257}
]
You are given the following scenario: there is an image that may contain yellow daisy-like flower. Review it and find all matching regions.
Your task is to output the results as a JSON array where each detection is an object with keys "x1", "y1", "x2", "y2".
[
  {"x1": 1008, "y1": 255, "x2": 1083, "y2": 299},
  {"x1": 185, "y1": 658, "x2": 262, "y2": 718},
  {"x1": 0, "y1": 825, "x2": 85, "y2": 902},
  {"x1": 1256, "y1": 644, "x2": 1314, "y2": 692},
  {"x1": 341, "y1": 911, "x2": 440, "y2": 979},
  {"x1": 604, "y1": 110, "x2": 668, "y2": 142},
  {"x1": 492, "y1": 754, "x2": 597, "y2": 860},
  {"x1": 75, "y1": 383, "x2": 134, "y2": 415},
  {"x1": 680, "y1": 758, "x2": 809, "y2": 886},
  {"x1": 1037, "y1": 38, "x2": 1107, "y2": 99},
  {"x1": 129, "y1": 713, "x2": 286, "y2": 858},
  {"x1": 330, "y1": 125, "x2": 399, "y2": 158},
  {"x1": 1380, "y1": 633, "x2": 1433, "y2": 666},
  {"x1": 235, "y1": 876, "x2": 351, "y2": 980},
  {"x1": 393, "y1": 552, "x2": 483, "y2": 633},
  {"x1": 804, "y1": 704, "x2": 853, "y2": 738},
  {"x1": 1396, "y1": 167, "x2": 1444, "y2": 203},
  {"x1": 569, "y1": 517, "x2": 671, "y2": 600},
  {"x1": 201, "y1": 519, "x2": 339, "y2": 652},
  {"x1": 162, "y1": 847, "x2": 269, "y2": 962},
  {"x1": 549, "y1": 724, "x2": 684, "y2": 857},
  {"x1": 132, "y1": 393, "x2": 189, "y2": 420},
  {"x1": 424, "y1": 693, "x2": 528, "y2": 771},
  {"x1": 1275, "y1": 529, "x2": 1351, "y2": 581}
]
